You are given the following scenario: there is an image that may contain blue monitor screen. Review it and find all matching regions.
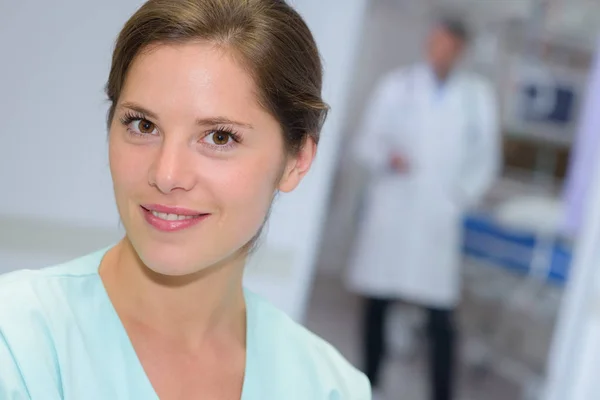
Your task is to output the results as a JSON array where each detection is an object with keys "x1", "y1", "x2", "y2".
[{"x1": 521, "y1": 84, "x2": 575, "y2": 125}]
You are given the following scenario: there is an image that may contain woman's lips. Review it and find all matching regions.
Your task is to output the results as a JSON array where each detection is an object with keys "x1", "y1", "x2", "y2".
[{"x1": 141, "y1": 204, "x2": 209, "y2": 232}]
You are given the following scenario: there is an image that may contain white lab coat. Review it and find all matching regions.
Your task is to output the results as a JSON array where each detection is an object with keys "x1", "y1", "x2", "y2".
[{"x1": 346, "y1": 64, "x2": 500, "y2": 308}]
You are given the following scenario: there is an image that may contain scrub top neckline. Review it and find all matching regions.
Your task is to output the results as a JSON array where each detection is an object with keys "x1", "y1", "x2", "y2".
[{"x1": 87, "y1": 247, "x2": 255, "y2": 400}]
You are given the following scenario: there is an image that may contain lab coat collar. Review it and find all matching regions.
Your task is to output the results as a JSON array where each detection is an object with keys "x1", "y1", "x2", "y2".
[{"x1": 421, "y1": 62, "x2": 461, "y2": 95}]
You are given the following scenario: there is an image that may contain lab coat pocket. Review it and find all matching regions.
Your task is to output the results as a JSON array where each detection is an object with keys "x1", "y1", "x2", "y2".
[{"x1": 363, "y1": 175, "x2": 417, "y2": 243}]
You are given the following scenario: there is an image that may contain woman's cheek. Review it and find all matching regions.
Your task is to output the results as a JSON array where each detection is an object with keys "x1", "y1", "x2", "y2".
[
  {"x1": 110, "y1": 141, "x2": 153, "y2": 189},
  {"x1": 219, "y1": 162, "x2": 279, "y2": 227}
]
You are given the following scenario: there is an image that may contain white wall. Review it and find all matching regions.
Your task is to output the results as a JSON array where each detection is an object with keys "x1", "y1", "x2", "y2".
[
  {"x1": 0, "y1": 0, "x2": 368, "y2": 322},
  {"x1": 543, "y1": 38, "x2": 600, "y2": 400},
  {"x1": 0, "y1": 0, "x2": 144, "y2": 227},
  {"x1": 0, "y1": 0, "x2": 142, "y2": 272},
  {"x1": 245, "y1": 0, "x2": 368, "y2": 320},
  {"x1": 544, "y1": 147, "x2": 600, "y2": 399}
]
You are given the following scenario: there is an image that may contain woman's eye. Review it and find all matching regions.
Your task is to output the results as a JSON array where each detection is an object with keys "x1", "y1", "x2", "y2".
[
  {"x1": 129, "y1": 119, "x2": 157, "y2": 135},
  {"x1": 205, "y1": 131, "x2": 232, "y2": 146}
]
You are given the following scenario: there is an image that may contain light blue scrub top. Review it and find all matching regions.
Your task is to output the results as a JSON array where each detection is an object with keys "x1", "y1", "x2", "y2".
[{"x1": 0, "y1": 249, "x2": 370, "y2": 399}]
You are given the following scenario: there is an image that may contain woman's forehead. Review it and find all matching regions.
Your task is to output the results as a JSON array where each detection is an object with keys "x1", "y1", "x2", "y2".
[{"x1": 120, "y1": 42, "x2": 262, "y2": 122}]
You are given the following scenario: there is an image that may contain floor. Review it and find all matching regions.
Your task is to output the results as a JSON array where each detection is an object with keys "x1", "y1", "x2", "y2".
[{"x1": 304, "y1": 274, "x2": 522, "y2": 400}]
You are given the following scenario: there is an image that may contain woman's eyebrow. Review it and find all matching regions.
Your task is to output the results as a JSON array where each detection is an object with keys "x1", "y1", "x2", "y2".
[
  {"x1": 196, "y1": 117, "x2": 254, "y2": 129},
  {"x1": 118, "y1": 102, "x2": 254, "y2": 129},
  {"x1": 119, "y1": 102, "x2": 159, "y2": 120}
]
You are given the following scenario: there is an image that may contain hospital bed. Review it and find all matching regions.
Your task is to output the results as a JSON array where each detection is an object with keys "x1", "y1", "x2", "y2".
[{"x1": 460, "y1": 178, "x2": 572, "y2": 400}]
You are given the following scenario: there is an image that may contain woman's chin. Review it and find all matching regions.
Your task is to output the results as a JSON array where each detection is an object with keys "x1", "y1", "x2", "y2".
[
  {"x1": 135, "y1": 245, "x2": 207, "y2": 278},
  {"x1": 146, "y1": 263, "x2": 198, "y2": 277},
  {"x1": 125, "y1": 234, "x2": 248, "y2": 280}
]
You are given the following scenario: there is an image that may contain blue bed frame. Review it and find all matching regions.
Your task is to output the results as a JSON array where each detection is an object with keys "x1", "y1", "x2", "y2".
[{"x1": 462, "y1": 213, "x2": 572, "y2": 286}]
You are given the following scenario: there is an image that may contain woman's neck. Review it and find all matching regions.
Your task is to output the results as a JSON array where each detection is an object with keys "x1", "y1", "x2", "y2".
[{"x1": 99, "y1": 238, "x2": 247, "y2": 350}]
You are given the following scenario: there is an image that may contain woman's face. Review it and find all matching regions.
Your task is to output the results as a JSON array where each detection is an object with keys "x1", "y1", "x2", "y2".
[{"x1": 109, "y1": 42, "x2": 314, "y2": 276}]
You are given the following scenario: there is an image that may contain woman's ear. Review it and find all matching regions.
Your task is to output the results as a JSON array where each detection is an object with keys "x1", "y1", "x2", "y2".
[{"x1": 278, "y1": 137, "x2": 317, "y2": 193}]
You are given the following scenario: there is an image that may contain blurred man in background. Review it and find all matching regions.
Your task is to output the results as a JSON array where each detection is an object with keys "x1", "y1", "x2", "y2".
[{"x1": 347, "y1": 15, "x2": 500, "y2": 400}]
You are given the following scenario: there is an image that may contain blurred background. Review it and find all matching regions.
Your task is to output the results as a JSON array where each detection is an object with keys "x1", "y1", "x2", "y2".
[{"x1": 2, "y1": 0, "x2": 600, "y2": 399}]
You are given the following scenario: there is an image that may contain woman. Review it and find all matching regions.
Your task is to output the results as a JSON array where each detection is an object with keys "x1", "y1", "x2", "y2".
[{"x1": 0, "y1": 0, "x2": 370, "y2": 399}]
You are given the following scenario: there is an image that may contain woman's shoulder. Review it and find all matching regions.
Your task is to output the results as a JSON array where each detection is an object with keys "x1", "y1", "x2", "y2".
[
  {"x1": 0, "y1": 249, "x2": 109, "y2": 346},
  {"x1": 0, "y1": 251, "x2": 108, "y2": 398},
  {"x1": 0, "y1": 250, "x2": 105, "y2": 304},
  {"x1": 245, "y1": 291, "x2": 371, "y2": 399},
  {"x1": 0, "y1": 250, "x2": 106, "y2": 337}
]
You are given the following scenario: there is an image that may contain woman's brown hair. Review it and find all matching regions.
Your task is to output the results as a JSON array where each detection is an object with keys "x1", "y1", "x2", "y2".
[{"x1": 106, "y1": 0, "x2": 328, "y2": 154}]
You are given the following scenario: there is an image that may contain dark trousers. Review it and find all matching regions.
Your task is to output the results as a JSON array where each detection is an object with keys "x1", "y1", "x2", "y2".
[{"x1": 363, "y1": 297, "x2": 456, "y2": 400}]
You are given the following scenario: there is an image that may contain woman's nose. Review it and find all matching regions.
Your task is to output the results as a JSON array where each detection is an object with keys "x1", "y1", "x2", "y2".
[{"x1": 148, "y1": 140, "x2": 196, "y2": 194}]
